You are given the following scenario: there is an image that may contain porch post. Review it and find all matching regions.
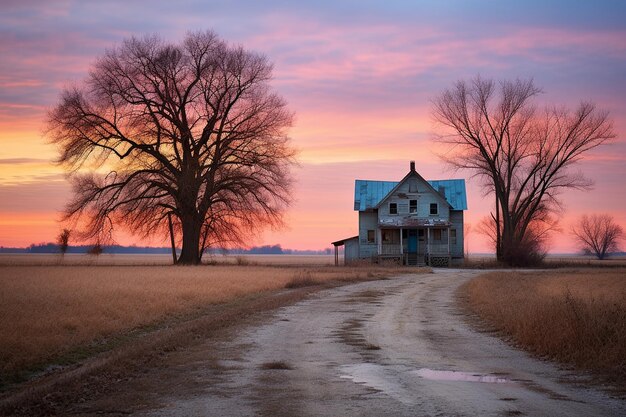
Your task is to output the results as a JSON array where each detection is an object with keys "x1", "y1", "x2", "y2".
[
  {"x1": 335, "y1": 245, "x2": 339, "y2": 266},
  {"x1": 399, "y1": 227, "x2": 403, "y2": 265},
  {"x1": 377, "y1": 228, "x2": 382, "y2": 255},
  {"x1": 448, "y1": 226, "x2": 452, "y2": 266},
  {"x1": 427, "y1": 228, "x2": 431, "y2": 266}
]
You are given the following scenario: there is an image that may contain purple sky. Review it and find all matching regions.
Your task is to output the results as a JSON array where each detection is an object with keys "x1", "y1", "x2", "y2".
[{"x1": 1, "y1": 1, "x2": 625, "y2": 251}]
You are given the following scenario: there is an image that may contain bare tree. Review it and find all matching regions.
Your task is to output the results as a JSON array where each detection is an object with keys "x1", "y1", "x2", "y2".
[
  {"x1": 57, "y1": 228, "x2": 71, "y2": 257},
  {"x1": 47, "y1": 31, "x2": 295, "y2": 265},
  {"x1": 87, "y1": 243, "x2": 103, "y2": 256},
  {"x1": 572, "y1": 214, "x2": 623, "y2": 260},
  {"x1": 432, "y1": 76, "x2": 615, "y2": 265}
]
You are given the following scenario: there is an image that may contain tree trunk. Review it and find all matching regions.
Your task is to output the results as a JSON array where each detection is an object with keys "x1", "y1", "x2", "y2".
[
  {"x1": 500, "y1": 215, "x2": 517, "y2": 265},
  {"x1": 495, "y1": 198, "x2": 502, "y2": 262},
  {"x1": 168, "y1": 213, "x2": 178, "y2": 265},
  {"x1": 177, "y1": 216, "x2": 202, "y2": 265}
]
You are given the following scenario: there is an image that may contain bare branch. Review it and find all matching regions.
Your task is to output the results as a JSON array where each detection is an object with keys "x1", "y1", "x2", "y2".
[
  {"x1": 432, "y1": 76, "x2": 615, "y2": 265},
  {"x1": 572, "y1": 214, "x2": 624, "y2": 260},
  {"x1": 48, "y1": 30, "x2": 295, "y2": 265}
]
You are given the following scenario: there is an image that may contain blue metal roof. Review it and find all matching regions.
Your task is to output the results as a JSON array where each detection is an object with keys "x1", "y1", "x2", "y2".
[
  {"x1": 354, "y1": 180, "x2": 397, "y2": 211},
  {"x1": 354, "y1": 178, "x2": 467, "y2": 211},
  {"x1": 428, "y1": 179, "x2": 468, "y2": 211}
]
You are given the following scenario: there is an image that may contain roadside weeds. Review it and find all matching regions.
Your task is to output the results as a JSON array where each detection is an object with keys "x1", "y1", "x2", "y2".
[{"x1": 457, "y1": 269, "x2": 626, "y2": 397}]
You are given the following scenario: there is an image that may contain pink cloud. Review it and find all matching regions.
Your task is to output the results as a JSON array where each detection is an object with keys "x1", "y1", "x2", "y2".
[
  {"x1": 479, "y1": 27, "x2": 626, "y2": 61},
  {"x1": 0, "y1": 4, "x2": 624, "y2": 253}
]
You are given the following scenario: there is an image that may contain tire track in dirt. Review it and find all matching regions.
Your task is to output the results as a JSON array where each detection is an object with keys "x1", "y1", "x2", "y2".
[{"x1": 35, "y1": 270, "x2": 626, "y2": 417}]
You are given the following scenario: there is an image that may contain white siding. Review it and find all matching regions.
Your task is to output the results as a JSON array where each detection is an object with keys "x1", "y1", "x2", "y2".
[
  {"x1": 358, "y1": 211, "x2": 378, "y2": 258},
  {"x1": 344, "y1": 238, "x2": 359, "y2": 263},
  {"x1": 450, "y1": 210, "x2": 464, "y2": 258}
]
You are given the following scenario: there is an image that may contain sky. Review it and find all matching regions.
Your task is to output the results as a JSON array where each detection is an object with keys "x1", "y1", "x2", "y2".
[{"x1": 0, "y1": 0, "x2": 625, "y2": 252}]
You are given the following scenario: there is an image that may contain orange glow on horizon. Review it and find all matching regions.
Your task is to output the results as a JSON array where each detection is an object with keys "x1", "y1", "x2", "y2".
[
  {"x1": 0, "y1": 212, "x2": 60, "y2": 247},
  {"x1": 1, "y1": 4, "x2": 625, "y2": 253}
]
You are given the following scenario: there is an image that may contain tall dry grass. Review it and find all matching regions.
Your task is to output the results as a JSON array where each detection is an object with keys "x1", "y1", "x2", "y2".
[
  {"x1": 0, "y1": 263, "x2": 417, "y2": 381},
  {"x1": 461, "y1": 269, "x2": 626, "y2": 383},
  {"x1": 0, "y1": 253, "x2": 336, "y2": 267}
]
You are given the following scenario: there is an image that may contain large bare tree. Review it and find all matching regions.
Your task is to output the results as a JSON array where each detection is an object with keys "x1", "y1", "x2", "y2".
[
  {"x1": 432, "y1": 76, "x2": 615, "y2": 265},
  {"x1": 572, "y1": 214, "x2": 623, "y2": 260},
  {"x1": 48, "y1": 31, "x2": 295, "y2": 265}
]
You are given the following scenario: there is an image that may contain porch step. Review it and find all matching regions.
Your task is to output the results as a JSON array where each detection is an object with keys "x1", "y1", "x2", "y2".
[{"x1": 406, "y1": 253, "x2": 424, "y2": 266}]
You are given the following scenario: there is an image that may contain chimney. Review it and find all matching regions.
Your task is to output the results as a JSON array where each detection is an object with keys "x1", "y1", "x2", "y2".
[{"x1": 410, "y1": 160, "x2": 415, "y2": 172}]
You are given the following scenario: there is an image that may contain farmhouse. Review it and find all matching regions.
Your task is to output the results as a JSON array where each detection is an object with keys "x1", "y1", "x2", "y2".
[{"x1": 332, "y1": 161, "x2": 467, "y2": 267}]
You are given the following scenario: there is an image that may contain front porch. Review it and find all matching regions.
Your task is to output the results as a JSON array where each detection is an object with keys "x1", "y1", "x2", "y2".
[{"x1": 376, "y1": 227, "x2": 452, "y2": 267}]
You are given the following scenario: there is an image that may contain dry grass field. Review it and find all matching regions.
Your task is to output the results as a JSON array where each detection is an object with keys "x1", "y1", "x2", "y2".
[
  {"x1": 0, "y1": 259, "x2": 417, "y2": 386},
  {"x1": 462, "y1": 254, "x2": 626, "y2": 269},
  {"x1": 0, "y1": 253, "x2": 336, "y2": 267},
  {"x1": 461, "y1": 269, "x2": 626, "y2": 384}
]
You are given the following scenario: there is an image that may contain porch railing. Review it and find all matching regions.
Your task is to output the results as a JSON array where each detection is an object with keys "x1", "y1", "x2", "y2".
[
  {"x1": 379, "y1": 243, "x2": 449, "y2": 256},
  {"x1": 427, "y1": 243, "x2": 449, "y2": 254},
  {"x1": 379, "y1": 244, "x2": 401, "y2": 255}
]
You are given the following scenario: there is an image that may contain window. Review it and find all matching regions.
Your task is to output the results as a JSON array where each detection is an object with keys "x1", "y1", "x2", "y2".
[
  {"x1": 433, "y1": 229, "x2": 442, "y2": 241},
  {"x1": 409, "y1": 199, "x2": 417, "y2": 213},
  {"x1": 367, "y1": 230, "x2": 375, "y2": 243},
  {"x1": 382, "y1": 230, "x2": 393, "y2": 243},
  {"x1": 430, "y1": 203, "x2": 438, "y2": 215},
  {"x1": 389, "y1": 202, "x2": 398, "y2": 215},
  {"x1": 409, "y1": 180, "x2": 418, "y2": 192},
  {"x1": 451, "y1": 229, "x2": 457, "y2": 245}
]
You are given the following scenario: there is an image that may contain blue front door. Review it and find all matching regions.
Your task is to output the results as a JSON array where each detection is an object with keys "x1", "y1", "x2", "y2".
[{"x1": 408, "y1": 229, "x2": 417, "y2": 253}]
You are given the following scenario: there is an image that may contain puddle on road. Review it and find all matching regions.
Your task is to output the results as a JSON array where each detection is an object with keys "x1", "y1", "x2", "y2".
[
  {"x1": 339, "y1": 363, "x2": 416, "y2": 405},
  {"x1": 339, "y1": 364, "x2": 514, "y2": 407},
  {"x1": 413, "y1": 368, "x2": 510, "y2": 384}
]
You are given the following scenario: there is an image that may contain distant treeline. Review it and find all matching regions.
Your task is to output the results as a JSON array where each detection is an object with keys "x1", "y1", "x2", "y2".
[
  {"x1": 0, "y1": 243, "x2": 173, "y2": 254},
  {"x1": 0, "y1": 243, "x2": 332, "y2": 255},
  {"x1": 208, "y1": 244, "x2": 332, "y2": 255}
]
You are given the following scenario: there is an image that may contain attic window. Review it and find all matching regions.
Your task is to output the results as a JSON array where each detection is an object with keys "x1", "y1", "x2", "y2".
[
  {"x1": 389, "y1": 203, "x2": 398, "y2": 215},
  {"x1": 409, "y1": 180, "x2": 418, "y2": 193},
  {"x1": 430, "y1": 203, "x2": 438, "y2": 215},
  {"x1": 409, "y1": 199, "x2": 417, "y2": 213}
]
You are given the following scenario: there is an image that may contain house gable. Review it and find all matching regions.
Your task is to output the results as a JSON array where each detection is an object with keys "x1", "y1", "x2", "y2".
[
  {"x1": 374, "y1": 170, "x2": 450, "y2": 213},
  {"x1": 377, "y1": 175, "x2": 451, "y2": 224}
]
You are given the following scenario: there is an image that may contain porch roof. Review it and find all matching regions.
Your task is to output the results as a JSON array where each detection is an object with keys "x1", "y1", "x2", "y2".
[
  {"x1": 378, "y1": 218, "x2": 452, "y2": 227},
  {"x1": 354, "y1": 179, "x2": 467, "y2": 211},
  {"x1": 331, "y1": 235, "x2": 359, "y2": 246}
]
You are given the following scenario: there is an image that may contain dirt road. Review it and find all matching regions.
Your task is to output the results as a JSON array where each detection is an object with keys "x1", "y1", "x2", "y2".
[{"x1": 80, "y1": 269, "x2": 624, "y2": 416}]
